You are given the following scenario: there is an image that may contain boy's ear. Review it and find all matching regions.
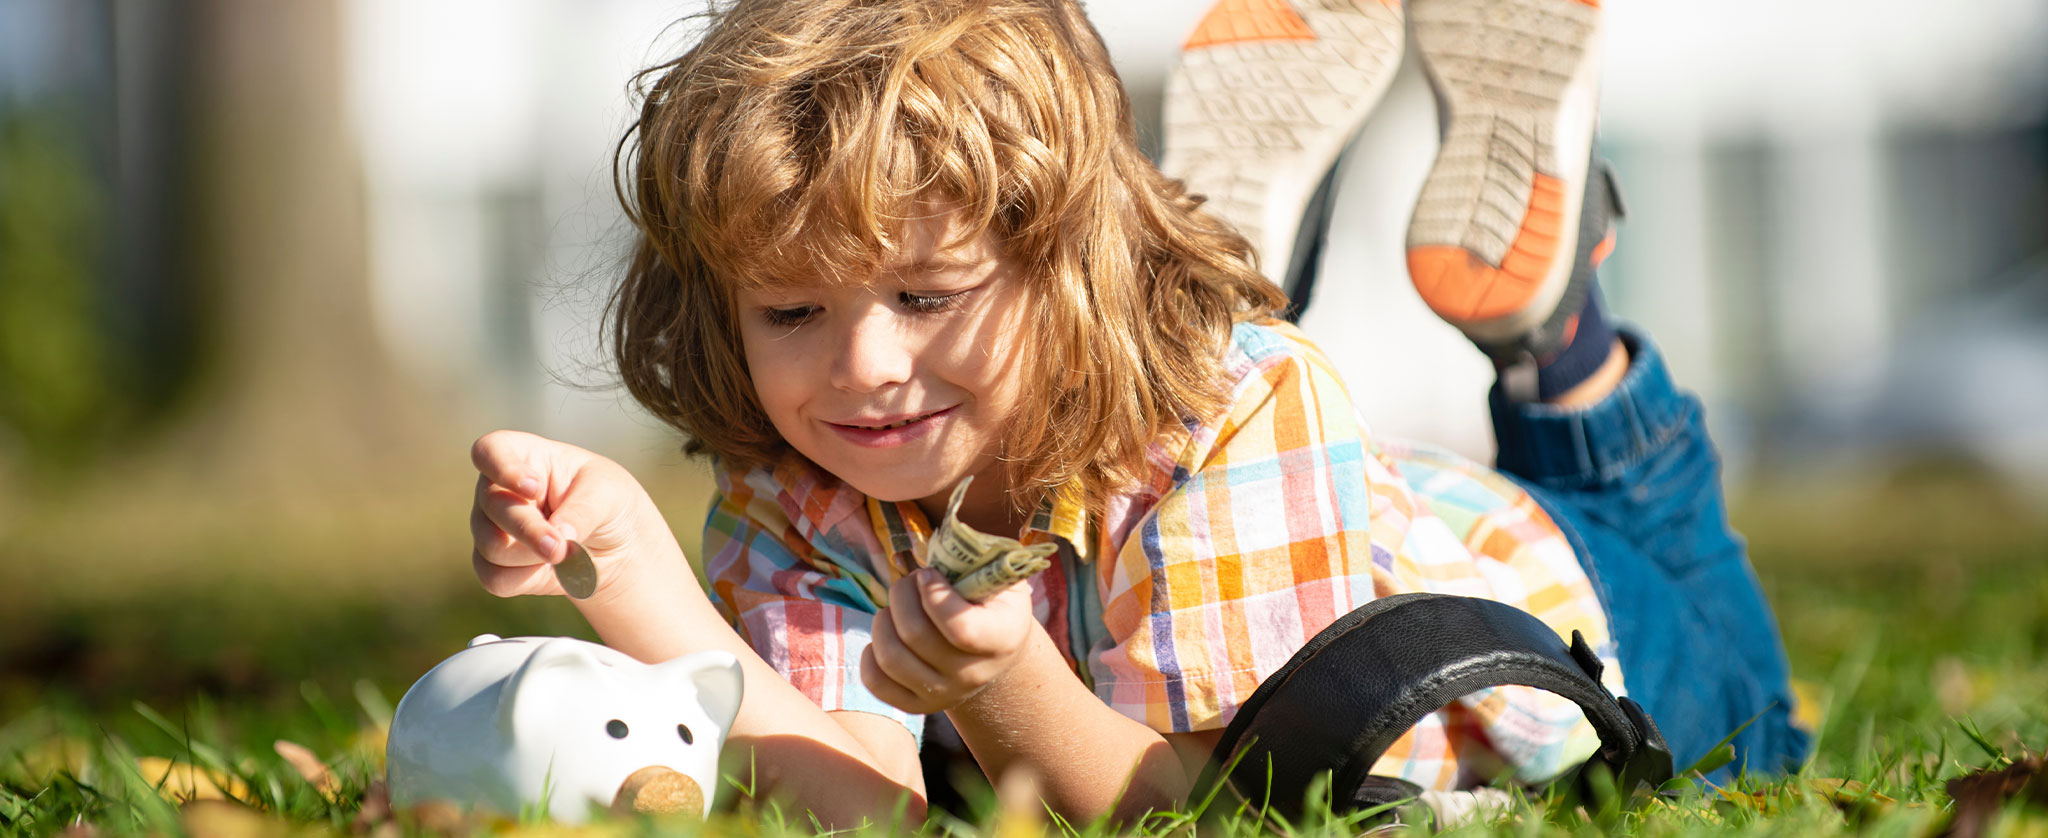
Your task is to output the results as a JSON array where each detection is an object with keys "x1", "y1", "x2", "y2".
[{"x1": 663, "y1": 651, "x2": 744, "y2": 734}]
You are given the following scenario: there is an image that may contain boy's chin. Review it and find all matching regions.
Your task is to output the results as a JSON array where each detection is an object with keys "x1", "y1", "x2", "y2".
[
  {"x1": 823, "y1": 466, "x2": 942, "y2": 502},
  {"x1": 851, "y1": 476, "x2": 956, "y2": 507}
]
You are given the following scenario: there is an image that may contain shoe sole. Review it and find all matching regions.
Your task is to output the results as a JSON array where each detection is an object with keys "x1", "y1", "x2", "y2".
[
  {"x1": 1161, "y1": 0, "x2": 1405, "y2": 294},
  {"x1": 1406, "y1": 0, "x2": 1603, "y2": 343}
]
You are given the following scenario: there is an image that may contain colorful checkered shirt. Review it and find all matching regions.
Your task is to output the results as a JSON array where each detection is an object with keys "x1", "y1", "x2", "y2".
[{"x1": 702, "y1": 320, "x2": 1625, "y2": 789}]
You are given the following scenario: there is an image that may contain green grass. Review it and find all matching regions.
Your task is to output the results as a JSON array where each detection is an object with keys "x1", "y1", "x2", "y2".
[{"x1": 2, "y1": 470, "x2": 2044, "y2": 835}]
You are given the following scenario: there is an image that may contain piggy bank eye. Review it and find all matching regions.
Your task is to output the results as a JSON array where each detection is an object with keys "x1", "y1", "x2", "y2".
[
  {"x1": 677, "y1": 724, "x2": 694, "y2": 745},
  {"x1": 606, "y1": 719, "x2": 629, "y2": 739}
]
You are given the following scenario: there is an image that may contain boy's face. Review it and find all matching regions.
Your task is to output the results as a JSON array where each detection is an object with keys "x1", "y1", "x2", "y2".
[{"x1": 735, "y1": 213, "x2": 1032, "y2": 528}]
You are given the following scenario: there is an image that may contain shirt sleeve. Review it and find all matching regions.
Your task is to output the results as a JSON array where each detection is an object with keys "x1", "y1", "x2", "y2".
[{"x1": 701, "y1": 467, "x2": 925, "y2": 746}]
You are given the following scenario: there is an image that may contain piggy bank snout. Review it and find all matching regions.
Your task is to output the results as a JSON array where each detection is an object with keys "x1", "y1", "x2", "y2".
[{"x1": 610, "y1": 765, "x2": 705, "y2": 817}]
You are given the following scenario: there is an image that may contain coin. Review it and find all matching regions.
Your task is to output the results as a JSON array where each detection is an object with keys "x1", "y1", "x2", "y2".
[{"x1": 555, "y1": 540, "x2": 599, "y2": 600}]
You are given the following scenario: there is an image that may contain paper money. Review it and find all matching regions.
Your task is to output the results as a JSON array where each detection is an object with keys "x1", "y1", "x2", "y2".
[
  {"x1": 555, "y1": 540, "x2": 599, "y2": 600},
  {"x1": 925, "y1": 477, "x2": 1055, "y2": 602},
  {"x1": 951, "y1": 546, "x2": 1055, "y2": 602}
]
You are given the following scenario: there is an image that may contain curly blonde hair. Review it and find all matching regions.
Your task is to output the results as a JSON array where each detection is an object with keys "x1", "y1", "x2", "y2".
[{"x1": 610, "y1": 0, "x2": 1286, "y2": 506}]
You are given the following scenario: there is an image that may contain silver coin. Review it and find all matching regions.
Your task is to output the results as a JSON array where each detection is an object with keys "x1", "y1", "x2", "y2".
[{"x1": 555, "y1": 540, "x2": 599, "y2": 600}]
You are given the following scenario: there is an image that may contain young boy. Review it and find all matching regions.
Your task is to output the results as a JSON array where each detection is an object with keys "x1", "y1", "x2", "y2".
[{"x1": 465, "y1": 0, "x2": 1807, "y2": 827}]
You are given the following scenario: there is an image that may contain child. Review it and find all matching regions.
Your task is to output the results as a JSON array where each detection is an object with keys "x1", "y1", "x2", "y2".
[{"x1": 465, "y1": 0, "x2": 1807, "y2": 827}]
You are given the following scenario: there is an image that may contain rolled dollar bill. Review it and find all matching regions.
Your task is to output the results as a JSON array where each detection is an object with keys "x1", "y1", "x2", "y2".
[
  {"x1": 951, "y1": 542, "x2": 1055, "y2": 602},
  {"x1": 926, "y1": 479, "x2": 1001, "y2": 580},
  {"x1": 925, "y1": 477, "x2": 1056, "y2": 602}
]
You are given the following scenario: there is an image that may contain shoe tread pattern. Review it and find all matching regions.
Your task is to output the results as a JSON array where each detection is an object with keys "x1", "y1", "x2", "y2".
[
  {"x1": 1161, "y1": 0, "x2": 1404, "y2": 269},
  {"x1": 1406, "y1": 0, "x2": 1598, "y2": 331}
]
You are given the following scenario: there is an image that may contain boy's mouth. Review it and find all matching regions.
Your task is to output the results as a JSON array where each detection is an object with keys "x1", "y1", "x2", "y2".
[{"x1": 840, "y1": 408, "x2": 946, "y2": 431}]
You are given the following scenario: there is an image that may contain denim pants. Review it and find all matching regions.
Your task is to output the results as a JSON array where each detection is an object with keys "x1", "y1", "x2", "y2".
[{"x1": 1489, "y1": 328, "x2": 1810, "y2": 780}]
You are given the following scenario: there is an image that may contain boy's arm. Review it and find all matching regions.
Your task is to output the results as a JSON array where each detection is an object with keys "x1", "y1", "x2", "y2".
[
  {"x1": 469, "y1": 431, "x2": 926, "y2": 827},
  {"x1": 943, "y1": 629, "x2": 1202, "y2": 824},
  {"x1": 862, "y1": 568, "x2": 1201, "y2": 826},
  {"x1": 572, "y1": 509, "x2": 930, "y2": 826}
]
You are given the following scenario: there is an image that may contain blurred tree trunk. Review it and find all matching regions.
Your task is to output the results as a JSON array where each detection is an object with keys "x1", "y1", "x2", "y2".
[{"x1": 165, "y1": 0, "x2": 448, "y2": 493}]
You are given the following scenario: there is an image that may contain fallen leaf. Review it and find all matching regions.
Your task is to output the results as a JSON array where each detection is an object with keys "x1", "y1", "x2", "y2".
[
  {"x1": 179, "y1": 800, "x2": 276, "y2": 838},
  {"x1": 352, "y1": 779, "x2": 392, "y2": 834},
  {"x1": 273, "y1": 740, "x2": 340, "y2": 799},
  {"x1": 134, "y1": 757, "x2": 251, "y2": 803},
  {"x1": 1803, "y1": 777, "x2": 1897, "y2": 821},
  {"x1": 180, "y1": 800, "x2": 333, "y2": 838},
  {"x1": 1714, "y1": 778, "x2": 1897, "y2": 820},
  {"x1": 1940, "y1": 753, "x2": 2045, "y2": 838},
  {"x1": 13, "y1": 736, "x2": 93, "y2": 781},
  {"x1": 395, "y1": 799, "x2": 480, "y2": 835}
]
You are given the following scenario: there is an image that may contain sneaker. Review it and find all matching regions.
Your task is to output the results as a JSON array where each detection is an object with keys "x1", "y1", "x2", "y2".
[
  {"x1": 1405, "y1": 0, "x2": 1607, "y2": 350},
  {"x1": 1161, "y1": 0, "x2": 1406, "y2": 304}
]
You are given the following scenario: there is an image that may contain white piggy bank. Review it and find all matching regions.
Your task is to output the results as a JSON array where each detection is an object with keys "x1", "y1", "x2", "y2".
[{"x1": 386, "y1": 635, "x2": 742, "y2": 823}]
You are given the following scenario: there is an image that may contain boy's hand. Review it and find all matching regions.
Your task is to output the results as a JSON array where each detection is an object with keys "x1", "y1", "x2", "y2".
[
  {"x1": 862, "y1": 568, "x2": 1036, "y2": 715},
  {"x1": 468, "y1": 430, "x2": 656, "y2": 600}
]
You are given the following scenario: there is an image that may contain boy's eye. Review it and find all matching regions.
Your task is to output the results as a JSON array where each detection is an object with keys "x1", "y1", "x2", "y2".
[
  {"x1": 899, "y1": 290, "x2": 968, "y2": 313},
  {"x1": 761, "y1": 305, "x2": 818, "y2": 327}
]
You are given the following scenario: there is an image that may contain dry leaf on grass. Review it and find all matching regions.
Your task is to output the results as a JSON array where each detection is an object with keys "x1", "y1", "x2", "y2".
[
  {"x1": 352, "y1": 779, "x2": 393, "y2": 835},
  {"x1": 134, "y1": 757, "x2": 251, "y2": 803},
  {"x1": 397, "y1": 798, "x2": 492, "y2": 835},
  {"x1": 1939, "y1": 753, "x2": 2045, "y2": 838},
  {"x1": 14, "y1": 736, "x2": 93, "y2": 782},
  {"x1": 273, "y1": 740, "x2": 341, "y2": 799},
  {"x1": 180, "y1": 799, "x2": 341, "y2": 838},
  {"x1": 179, "y1": 800, "x2": 284, "y2": 838},
  {"x1": 1715, "y1": 777, "x2": 1898, "y2": 821}
]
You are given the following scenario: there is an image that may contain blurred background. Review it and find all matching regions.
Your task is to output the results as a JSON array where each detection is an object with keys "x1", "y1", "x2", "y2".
[{"x1": 2, "y1": 0, "x2": 2044, "y2": 736}]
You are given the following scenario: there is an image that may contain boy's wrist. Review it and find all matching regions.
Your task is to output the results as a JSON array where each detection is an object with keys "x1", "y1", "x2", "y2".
[
  {"x1": 579, "y1": 495, "x2": 699, "y2": 609},
  {"x1": 951, "y1": 627, "x2": 1060, "y2": 716}
]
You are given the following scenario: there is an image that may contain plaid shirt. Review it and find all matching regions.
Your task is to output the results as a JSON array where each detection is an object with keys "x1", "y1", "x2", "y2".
[{"x1": 702, "y1": 321, "x2": 1624, "y2": 789}]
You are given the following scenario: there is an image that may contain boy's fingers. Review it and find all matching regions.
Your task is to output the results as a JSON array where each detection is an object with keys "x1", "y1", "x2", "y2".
[
  {"x1": 469, "y1": 505, "x2": 517, "y2": 558},
  {"x1": 917, "y1": 569, "x2": 1021, "y2": 657},
  {"x1": 470, "y1": 505, "x2": 552, "y2": 570},
  {"x1": 888, "y1": 571, "x2": 976, "y2": 669},
  {"x1": 474, "y1": 475, "x2": 563, "y2": 563},
  {"x1": 859, "y1": 649, "x2": 936, "y2": 716},
  {"x1": 472, "y1": 550, "x2": 559, "y2": 598},
  {"x1": 538, "y1": 457, "x2": 647, "y2": 555},
  {"x1": 470, "y1": 430, "x2": 548, "y2": 500},
  {"x1": 869, "y1": 608, "x2": 948, "y2": 699}
]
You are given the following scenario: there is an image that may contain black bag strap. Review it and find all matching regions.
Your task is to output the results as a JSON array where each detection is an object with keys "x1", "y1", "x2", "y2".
[{"x1": 1194, "y1": 593, "x2": 1672, "y2": 820}]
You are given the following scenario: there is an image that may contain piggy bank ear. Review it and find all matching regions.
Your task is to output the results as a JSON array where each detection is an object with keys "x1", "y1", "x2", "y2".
[
  {"x1": 663, "y1": 651, "x2": 743, "y2": 734},
  {"x1": 497, "y1": 638, "x2": 606, "y2": 737}
]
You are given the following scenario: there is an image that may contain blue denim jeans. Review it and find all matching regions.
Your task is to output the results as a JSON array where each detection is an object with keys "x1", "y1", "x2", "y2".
[{"x1": 1489, "y1": 329, "x2": 1810, "y2": 781}]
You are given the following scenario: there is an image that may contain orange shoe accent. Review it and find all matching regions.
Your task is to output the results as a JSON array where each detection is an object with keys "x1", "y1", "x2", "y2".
[
  {"x1": 1183, "y1": 0, "x2": 1319, "y2": 50},
  {"x1": 1408, "y1": 174, "x2": 1570, "y2": 321},
  {"x1": 1590, "y1": 228, "x2": 1617, "y2": 268}
]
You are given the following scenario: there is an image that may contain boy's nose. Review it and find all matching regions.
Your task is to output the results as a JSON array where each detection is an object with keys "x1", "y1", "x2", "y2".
[{"x1": 829, "y1": 308, "x2": 914, "y2": 393}]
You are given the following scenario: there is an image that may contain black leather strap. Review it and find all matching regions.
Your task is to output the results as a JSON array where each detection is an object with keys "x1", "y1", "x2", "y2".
[{"x1": 1195, "y1": 592, "x2": 1672, "y2": 820}]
